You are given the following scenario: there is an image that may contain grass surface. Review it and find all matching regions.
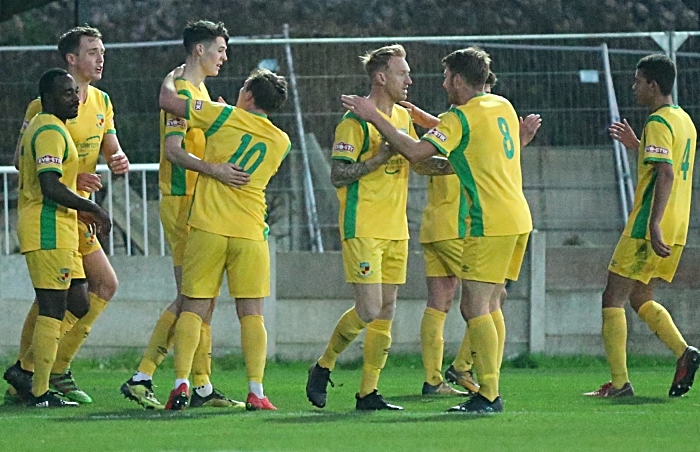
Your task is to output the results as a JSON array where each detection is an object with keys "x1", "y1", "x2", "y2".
[{"x1": 1, "y1": 354, "x2": 697, "y2": 451}]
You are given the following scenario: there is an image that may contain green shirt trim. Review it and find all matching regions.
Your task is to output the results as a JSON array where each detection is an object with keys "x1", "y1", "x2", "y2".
[
  {"x1": 630, "y1": 172, "x2": 657, "y2": 239},
  {"x1": 446, "y1": 108, "x2": 484, "y2": 236},
  {"x1": 204, "y1": 105, "x2": 233, "y2": 138},
  {"x1": 341, "y1": 112, "x2": 370, "y2": 239},
  {"x1": 645, "y1": 115, "x2": 674, "y2": 140}
]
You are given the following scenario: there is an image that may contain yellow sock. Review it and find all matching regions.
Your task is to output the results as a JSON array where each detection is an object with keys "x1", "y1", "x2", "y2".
[
  {"x1": 138, "y1": 310, "x2": 178, "y2": 376},
  {"x1": 17, "y1": 302, "x2": 39, "y2": 362},
  {"x1": 468, "y1": 314, "x2": 499, "y2": 402},
  {"x1": 637, "y1": 300, "x2": 688, "y2": 358},
  {"x1": 491, "y1": 309, "x2": 506, "y2": 371},
  {"x1": 359, "y1": 319, "x2": 392, "y2": 397},
  {"x1": 60, "y1": 311, "x2": 78, "y2": 338},
  {"x1": 421, "y1": 308, "x2": 446, "y2": 385},
  {"x1": 52, "y1": 293, "x2": 108, "y2": 374},
  {"x1": 452, "y1": 327, "x2": 473, "y2": 372},
  {"x1": 173, "y1": 312, "x2": 202, "y2": 380},
  {"x1": 240, "y1": 315, "x2": 267, "y2": 384},
  {"x1": 318, "y1": 308, "x2": 367, "y2": 371},
  {"x1": 192, "y1": 323, "x2": 212, "y2": 387},
  {"x1": 31, "y1": 316, "x2": 61, "y2": 397},
  {"x1": 602, "y1": 307, "x2": 628, "y2": 389}
]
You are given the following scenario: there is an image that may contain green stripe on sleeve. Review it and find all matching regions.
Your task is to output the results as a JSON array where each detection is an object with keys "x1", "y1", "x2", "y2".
[
  {"x1": 644, "y1": 157, "x2": 673, "y2": 165},
  {"x1": 177, "y1": 89, "x2": 193, "y2": 99},
  {"x1": 103, "y1": 92, "x2": 110, "y2": 110},
  {"x1": 630, "y1": 172, "x2": 657, "y2": 239},
  {"x1": 420, "y1": 136, "x2": 449, "y2": 156},
  {"x1": 447, "y1": 109, "x2": 483, "y2": 236},
  {"x1": 170, "y1": 140, "x2": 188, "y2": 195},
  {"x1": 645, "y1": 115, "x2": 674, "y2": 140},
  {"x1": 165, "y1": 131, "x2": 186, "y2": 139},
  {"x1": 457, "y1": 186, "x2": 468, "y2": 238},
  {"x1": 204, "y1": 105, "x2": 233, "y2": 138}
]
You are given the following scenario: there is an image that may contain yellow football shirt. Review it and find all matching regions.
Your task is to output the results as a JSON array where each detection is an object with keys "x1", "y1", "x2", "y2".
[
  {"x1": 17, "y1": 113, "x2": 79, "y2": 253},
  {"x1": 421, "y1": 93, "x2": 532, "y2": 237},
  {"x1": 184, "y1": 100, "x2": 291, "y2": 240},
  {"x1": 419, "y1": 174, "x2": 466, "y2": 243},
  {"x1": 623, "y1": 105, "x2": 697, "y2": 245},
  {"x1": 332, "y1": 105, "x2": 416, "y2": 240},
  {"x1": 20, "y1": 85, "x2": 117, "y2": 198},
  {"x1": 158, "y1": 78, "x2": 210, "y2": 196}
]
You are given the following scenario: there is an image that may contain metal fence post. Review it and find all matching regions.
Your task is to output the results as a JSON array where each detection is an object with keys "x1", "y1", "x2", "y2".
[
  {"x1": 529, "y1": 230, "x2": 546, "y2": 354},
  {"x1": 264, "y1": 236, "x2": 278, "y2": 359}
]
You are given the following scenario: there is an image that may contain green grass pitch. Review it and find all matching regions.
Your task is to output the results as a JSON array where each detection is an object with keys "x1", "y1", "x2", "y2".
[{"x1": 1, "y1": 354, "x2": 698, "y2": 451}]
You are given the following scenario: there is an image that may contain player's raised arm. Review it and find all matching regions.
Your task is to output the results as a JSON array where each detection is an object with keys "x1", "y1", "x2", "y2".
[
  {"x1": 341, "y1": 94, "x2": 438, "y2": 164},
  {"x1": 330, "y1": 142, "x2": 396, "y2": 188},
  {"x1": 159, "y1": 66, "x2": 187, "y2": 117},
  {"x1": 399, "y1": 100, "x2": 440, "y2": 129},
  {"x1": 520, "y1": 114, "x2": 542, "y2": 147},
  {"x1": 609, "y1": 118, "x2": 640, "y2": 151}
]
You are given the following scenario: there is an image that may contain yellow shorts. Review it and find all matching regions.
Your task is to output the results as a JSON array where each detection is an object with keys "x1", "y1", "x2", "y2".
[
  {"x1": 77, "y1": 220, "x2": 101, "y2": 257},
  {"x1": 460, "y1": 233, "x2": 529, "y2": 283},
  {"x1": 342, "y1": 238, "x2": 408, "y2": 284},
  {"x1": 25, "y1": 249, "x2": 84, "y2": 290},
  {"x1": 608, "y1": 235, "x2": 683, "y2": 284},
  {"x1": 422, "y1": 239, "x2": 462, "y2": 277},
  {"x1": 160, "y1": 195, "x2": 193, "y2": 267},
  {"x1": 181, "y1": 227, "x2": 270, "y2": 299}
]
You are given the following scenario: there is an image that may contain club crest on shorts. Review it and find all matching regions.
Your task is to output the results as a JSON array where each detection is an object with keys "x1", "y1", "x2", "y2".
[
  {"x1": 57, "y1": 267, "x2": 70, "y2": 283},
  {"x1": 358, "y1": 261, "x2": 373, "y2": 277}
]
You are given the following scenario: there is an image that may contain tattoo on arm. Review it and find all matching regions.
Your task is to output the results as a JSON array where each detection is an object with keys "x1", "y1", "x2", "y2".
[
  {"x1": 411, "y1": 156, "x2": 454, "y2": 176},
  {"x1": 331, "y1": 159, "x2": 377, "y2": 188}
]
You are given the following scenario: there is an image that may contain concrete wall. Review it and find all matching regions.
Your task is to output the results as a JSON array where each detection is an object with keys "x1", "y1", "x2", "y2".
[{"x1": 1, "y1": 238, "x2": 698, "y2": 362}]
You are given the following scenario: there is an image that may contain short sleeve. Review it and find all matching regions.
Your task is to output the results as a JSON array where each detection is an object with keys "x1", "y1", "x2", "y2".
[
  {"x1": 331, "y1": 117, "x2": 365, "y2": 162},
  {"x1": 32, "y1": 127, "x2": 68, "y2": 176},
  {"x1": 420, "y1": 111, "x2": 463, "y2": 157},
  {"x1": 642, "y1": 116, "x2": 674, "y2": 165},
  {"x1": 19, "y1": 99, "x2": 42, "y2": 136},
  {"x1": 187, "y1": 99, "x2": 231, "y2": 132},
  {"x1": 104, "y1": 93, "x2": 117, "y2": 135}
]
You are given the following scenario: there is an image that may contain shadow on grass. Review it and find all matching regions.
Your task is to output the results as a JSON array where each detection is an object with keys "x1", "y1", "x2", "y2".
[
  {"x1": 266, "y1": 411, "x2": 488, "y2": 425},
  {"x1": 606, "y1": 396, "x2": 670, "y2": 405},
  {"x1": 51, "y1": 409, "x2": 246, "y2": 422}
]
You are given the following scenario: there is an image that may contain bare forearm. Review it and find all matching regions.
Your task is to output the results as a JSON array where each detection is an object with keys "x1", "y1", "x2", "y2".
[
  {"x1": 331, "y1": 155, "x2": 388, "y2": 188},
  {"x1": 166, "y1": 144, "x2": 212, "y2": 175},
  {"x1": 159, "y1": 78, "x2": 187, "y2": 117},
  {"x1": 40, "y1": 177, "x2": 100, "y2": 213},
  {"x1": 411, "y1": 156, "x2": 454, "y2": 176},
  {"x1": 650, "y1": 168, "x2": 673, "y2": 227}
]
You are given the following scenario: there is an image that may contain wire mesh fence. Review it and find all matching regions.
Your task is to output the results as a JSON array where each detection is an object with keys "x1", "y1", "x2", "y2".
[{"x1": 2, "y1": 31, "x2": 700, "y2": 253}]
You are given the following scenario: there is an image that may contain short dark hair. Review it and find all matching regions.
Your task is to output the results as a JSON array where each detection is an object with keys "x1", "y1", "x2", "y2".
[
  {"x1": 485, "y1": 70, "x2": 498, "y2": 88},
  {"x1": 637, "y1": 54, "x2": 676, "y2": 96},
  {"x1": 442, "y1": 47, "x2": 491, "y2": 88},
  {"x1": 58, "y1": 25, "x2": 102, "y2": 60},
  {"x1": 360, "y1": 44, "x2": 406, "y2": 78},
  {"x1": 246, "y1": 69, "x2": 288, "y2": 113},
  {"x1": 183, "y1": 20, "x2": 229, "y2": 54},
  {"x1": 39, "y1": 68, "x2": 70, "y2": 98}
]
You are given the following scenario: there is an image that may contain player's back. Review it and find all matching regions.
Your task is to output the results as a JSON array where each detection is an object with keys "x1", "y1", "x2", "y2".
[
  {"x1": 187, "y1": 104, "x2": 291, "y2": 240},
  {"x1": 449, "y1": 94, "x2": 532, "y2": 236}
]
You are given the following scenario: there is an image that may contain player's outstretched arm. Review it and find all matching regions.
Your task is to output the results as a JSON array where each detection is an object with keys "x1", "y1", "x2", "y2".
[
  {"x1": 76, "y1": 173, "x2": 103, "y2": 193},
  {"x1": 341, "y1": 95, "x2": 437, "y2": 164},
  {"x1": 520, "y1": 114, "x2": 542, "y2": 147},
  {"x1": 164, "y1": 135, "x2": 250, "y2": 188},
  {"x1": 330, "y1": 143, "x2": 395, "y2": 188},
  {"x1": 159, "y1": 66, "x2": 187, "y2": 118},
  {"x1": 399, "y1": 101, "x2": 439, "y2": 129},
  {"x1": 38, "y1": 171, "x2": 111, "y2": 235},
  {"x1": 410, "y1": 156, "x2": 454, "y2": 176},
  {"x1": 609, "y1": 119, "x2": 640, "y2": 151}
]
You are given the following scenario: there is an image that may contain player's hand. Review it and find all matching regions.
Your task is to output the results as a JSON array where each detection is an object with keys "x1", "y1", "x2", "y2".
[
  {"x1": 76, "y1": 173, "x2": 102, "y2": 193},
  {"x1": 108, "y1": 151, "x2": 130, "y2": 174},
  {"x1": 609, "y1": 119, "x2": 640, "y2": 150},
  {"x1": 78, "y1": 205, "x2": 111, "y2": 236},
  {"x1": 341, "y1": 95, "x2": 379, "y2": 122},
  {"x1": 649, "y1": 223, "x2": 671, "y2": 258},
  {"x1": 210, "y1": 162, "x2": 251, "y2": 188},
  {"x1": 520, "y1": 114, "x2": 542, "y2": 147},
  {"x1": 217, "y1": 96, "x2": 228, "y2": 104},
  {"x1": 398, "y1": 101, "x2": 439, "y2": 129},
  {"x1": 170, "y1": 64, "x2": 185, "y2": 79}
]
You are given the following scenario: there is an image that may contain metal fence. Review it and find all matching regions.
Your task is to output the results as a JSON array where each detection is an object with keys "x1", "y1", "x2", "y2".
[{"x1": 2, "y1": 31, "x2": 700, "y2": 254}]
